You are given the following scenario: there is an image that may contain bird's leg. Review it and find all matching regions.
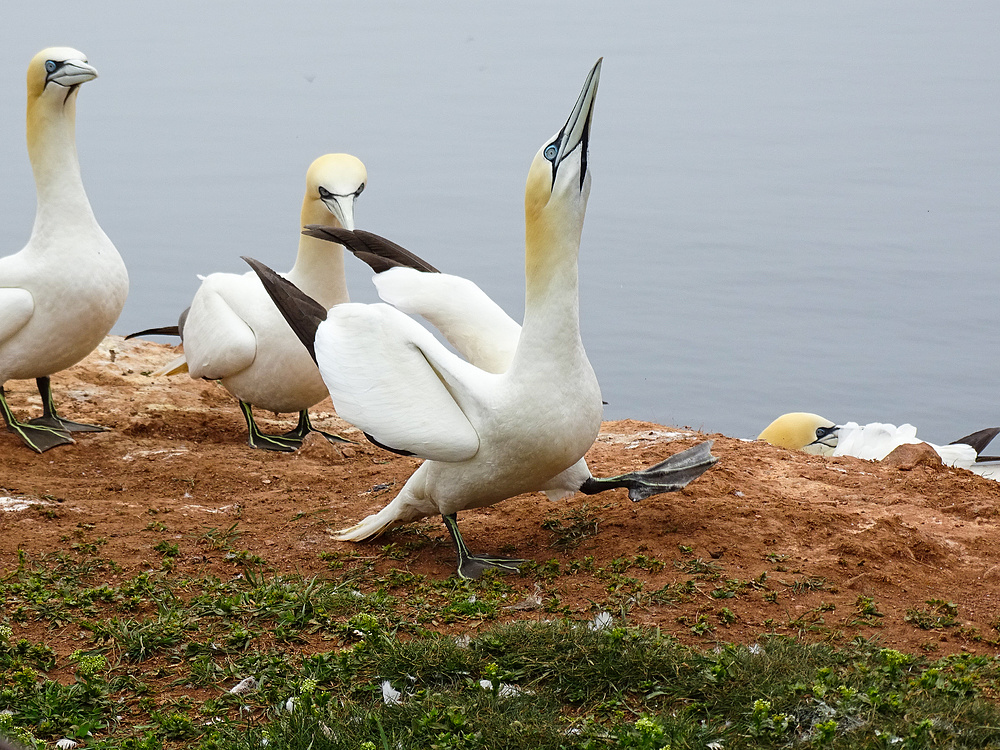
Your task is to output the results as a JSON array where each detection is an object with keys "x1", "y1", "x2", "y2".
[
  {"x1": 27, "y1": 376, "x2": 106, "y2": 433},
  {"x1": 443, "y1": 513, "x2": 526, "y2": 580},
  {"x1": 1, "y1": 383, "x2": 74, "y2": 453},
  {"x1": 239, "y1": 401, "x2": 300, "y2": 452},
  {"x1": 580, "y1": 441, "x2": 718, "y2": 502},
  {"x1": 280, "y1": 410, "x2": 352, "y2": 446}
]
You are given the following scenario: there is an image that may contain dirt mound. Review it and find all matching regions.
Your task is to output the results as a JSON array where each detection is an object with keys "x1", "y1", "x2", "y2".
[{"x1": 3, "y1": 337, "x2": 1000, "y2": 655}]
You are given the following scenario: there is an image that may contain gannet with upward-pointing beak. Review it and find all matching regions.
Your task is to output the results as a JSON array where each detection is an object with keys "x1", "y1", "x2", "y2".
[
  {"x1": 246, "y1": 59, "x2": 718, "y2": 578},
  {"x1": 0, "y1": 48, "x2": 128, "y2": 453},
  {"x1": 127, "y1": 154, "x2": 365, "y2": 451}
]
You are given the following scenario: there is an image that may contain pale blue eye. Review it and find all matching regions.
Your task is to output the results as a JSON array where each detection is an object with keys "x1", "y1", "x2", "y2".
[
  {"x1": 543, "y1": 144, "x2": 558, "y2": 161},
  {"x1": 45, "y1": 60, "x2": 57, "y2": 73}
]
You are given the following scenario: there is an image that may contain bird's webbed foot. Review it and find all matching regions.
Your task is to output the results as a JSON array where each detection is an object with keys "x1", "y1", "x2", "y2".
[
  {"x1": 5, "y1": 420, "x2": 75, "y2": 453},
  {"x1": 284, "y1": 410, "x2": 352, "y2": 446},
  {"x1": 245, "y1": 408, "x2": 353, "y2": 452},
  {"x1": 443, "y1": 513, "x2": 526, "y2": 580},
  {"x1": 27, "y1": 415, "x2": 106, "y2": 433},
  {"x1": 240, "y1": 401, "x2": 301, "y2": 452},
  {"x1": 580, "y1": 440, "x2": 718, "y2": 502},
  {"x1": 28, "y1": 376, "x2": 107, "y2": 434},
  {"x1": 1, "y1": 383, "x2": 75, "y2": 453},
  {"x1": 457, "y1": 554, "x2": 526, "y2": 580}
]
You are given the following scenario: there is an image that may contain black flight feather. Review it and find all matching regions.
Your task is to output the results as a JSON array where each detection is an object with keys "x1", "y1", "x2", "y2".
[
  {"x1": 125, "y1": 325, "x2": 180, "y2": 340},
  {"x1": 302, "y1": 226, "x2": 440, "y2": 274},
  {"x1": 125, "y1": 307, "x2": 190, "y2": 341},
  {"x1": 950, "y1": 426, "x2": 1000, "y2": 462},
  {"x1": 242, "y1": 256, "x2": 327, "y2": 364}
]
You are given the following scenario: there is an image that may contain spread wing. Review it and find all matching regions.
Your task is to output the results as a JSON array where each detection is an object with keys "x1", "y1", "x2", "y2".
[
  {"x1": 303, "y1": 228, "x2": 522, "y2": 374},
  {"x1": 315, "y1": 302, "x2": 485, "y2": 462},
  {"x1": 373, "y1": 267, "x2": 521, "y2": 375}
]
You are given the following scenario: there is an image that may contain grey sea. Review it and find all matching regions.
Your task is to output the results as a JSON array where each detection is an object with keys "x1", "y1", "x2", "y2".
[{"x1": 2, "y1": 1, "x2": 998, "y2": 442}]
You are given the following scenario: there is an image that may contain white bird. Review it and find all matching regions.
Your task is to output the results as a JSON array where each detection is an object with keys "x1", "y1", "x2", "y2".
[
  {"x1": 128, "y1": 154, "x2": 365, "y2": 451},
  {"x1": 0, "y1": 47, "x2": 128, "y2": 453},
  {"x1": 758, "y1": 412, "x2": 1000, "y2": 471},
  {"x1": 246, "y1": 59, "x2": 717, "y2": 578}
]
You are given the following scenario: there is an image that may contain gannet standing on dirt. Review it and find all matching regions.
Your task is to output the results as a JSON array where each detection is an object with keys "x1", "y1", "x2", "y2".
[
  {"x1": 246, "y1": 59, "x2": 718, "y2": 578},
  {"x1": 128, "y1": 154, "x2": 365, "y2": 451},
  {"x1": 758, "y1": 412, "x2": 1000, "y2": 471},
  {"x1": 0, "y1": 48, "x2": 128, "y2": 453}
]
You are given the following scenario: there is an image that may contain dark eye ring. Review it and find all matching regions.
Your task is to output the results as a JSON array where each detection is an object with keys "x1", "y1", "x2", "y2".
[
  {"x1": 45, "y1": 60, "x2": 58, "y2": 74},
  {"x1": 543, "y1": 144, "x2": 559, "y2": 162},
  {"x1": 356, "y1": 183, "x2": 365, "y2": 196},
  {"x1": 318, "y1": 185, "x2": 332, "y2": 199}
]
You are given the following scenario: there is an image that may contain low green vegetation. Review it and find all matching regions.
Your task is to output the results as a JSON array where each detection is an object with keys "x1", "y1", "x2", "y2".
[{"x1": 2, "y1": 534, "x2": 1000, "y2": 748}]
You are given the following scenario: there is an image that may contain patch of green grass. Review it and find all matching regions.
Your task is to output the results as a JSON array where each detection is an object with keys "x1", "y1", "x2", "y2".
[
  {"x1": 673, "y1": 557, "x2": 722, "y2": 576},
  {"x1": 905, "y1": 599, "x2": 960, "y2": 630},
  {"x1": 540, "y1": 503, "x2": 608, "y2": 551},
  {"x1": 4, "y1": 550, "x2": 1000, "y2": 749},
  {"x1": 199, "y1": 631, "x2": 1000, "y2": 750}
]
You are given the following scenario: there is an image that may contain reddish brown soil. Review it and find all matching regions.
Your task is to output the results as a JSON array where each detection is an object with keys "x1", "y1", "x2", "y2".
[{"x1": 3, "y1": 337, "x2": 1000, "y2": 657}]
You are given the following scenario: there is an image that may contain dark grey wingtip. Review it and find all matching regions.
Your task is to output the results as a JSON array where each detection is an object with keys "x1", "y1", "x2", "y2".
[
  {"x1": 242, "y1": 256, "x2": 327, "y2": 364},
  {"x1": 125, "y1": 307, "x2": 190, "y2": 341},
  {"x1": 950, "y1": 427, "x2": 1000, "y2": 460},
  {"x1": 303, "y1": 225, "x2": 440, "y2": 274}
]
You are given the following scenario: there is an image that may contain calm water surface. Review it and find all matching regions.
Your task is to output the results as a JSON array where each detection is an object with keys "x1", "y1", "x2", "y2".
[{"x1": 2, "y1": 2, "x2": 998, "y2": 442}]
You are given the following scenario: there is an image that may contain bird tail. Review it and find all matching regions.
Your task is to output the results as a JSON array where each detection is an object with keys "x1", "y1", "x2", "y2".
[
  {"x1": 332, "y1": 507, "x2": 403, "y2": 542},
  {"x1": 153, "y1": 355, "x2": 189, "y2": 377},
  {"x1": 332, "y1": 484, "x2": 431, "y2": 541}
]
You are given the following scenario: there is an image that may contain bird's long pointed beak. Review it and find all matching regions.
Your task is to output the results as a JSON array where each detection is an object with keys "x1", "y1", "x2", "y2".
[
  {"x1": 48, "y1": 59, "x2": 98, "y2": 87},
  {"x1": 808, "y1": 425, "x2": 841, "y2": 450},
  {"x1": 553, "y1": 58, "x2": 602, "y2": 176},
  {"x1": 321, "y1": 194, "x2": 356, "y2": 231}
]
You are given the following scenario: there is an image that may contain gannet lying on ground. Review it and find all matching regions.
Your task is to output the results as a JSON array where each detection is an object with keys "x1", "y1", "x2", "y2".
[
  {"x1": 128, "y1": 154, "x2": 365, "y2": 451},
  {"x1": 758, "y1": 412, "x2": 1000, "y2": 474},
  {"x1": 246, "y1": 59, "x2": 717, "y2": 578},
  {"x1": 0, "y1": 48, "x2": 129, "y2": 453}
]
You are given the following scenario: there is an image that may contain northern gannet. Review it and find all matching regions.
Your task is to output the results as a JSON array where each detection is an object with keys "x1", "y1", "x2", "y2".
[
  {"x1": 246, "y1": 59, "x2": 718, "y2": 578},
  {"x1": 758, "y1": 412, "x2": 1000, "y2": 472},
  {"x1": 0, "y1": 48, "x2": 129, "y2": 453},
  {"x1": 128, "y1": 154, "x2": 365, "y2": 451}
]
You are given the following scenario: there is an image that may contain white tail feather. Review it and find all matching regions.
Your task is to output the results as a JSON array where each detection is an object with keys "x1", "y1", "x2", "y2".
[
  {"x1": 152, "y1": 354, "x2": 189, "y2": 377},
  {"x1": 332, "y1": 509, "x2": 400, "y2": 541}
]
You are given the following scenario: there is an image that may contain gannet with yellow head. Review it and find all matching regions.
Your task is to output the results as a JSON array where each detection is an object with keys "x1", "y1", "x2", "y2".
[
  {"x1": 0, "y1": 47, "x2": 129, "y2": 453},
  {"x1": 246, "y1": 60, "x2": 717, "y2": 578},
  {"x1": 757, "y1": 412, "x2": 838, "y2": 455},
  {"x1": 128, "y1": 154, "x2": 366, "y2": 451},
  {"x1": 758, "y1": 412, "x2": 1000, "y2": 474}
]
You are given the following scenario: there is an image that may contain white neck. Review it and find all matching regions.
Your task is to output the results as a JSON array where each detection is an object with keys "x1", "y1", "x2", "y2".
[
  {"x1": 27, "y1": 89, "x2": 100, "y2": 239},
  {"x1": 510, "y1": 209, "x2": 587, "y2": 372},
  {"x1": 286, "y1": 198, "x2": 350, "y2": 308}
]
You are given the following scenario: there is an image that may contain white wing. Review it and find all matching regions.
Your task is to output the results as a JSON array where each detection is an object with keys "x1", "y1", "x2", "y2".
[
  {"x1": 834, "y1": 422, "x2": 918, "y2": 460},
  {"x1": 928, "y1": 442, "x2": 976, "y2": 468},
  {"x1": 315, "y1": 302, "x2": 487, "y2": 462},
  {"x1": 373, "y1": 268, "x2": 521, "y2": 374},
  {"x1": 835, "y1": 421, "x2": 976, "y2": 467},
  {"x1": 182, "y1": 273, "x2": 257, "y2": 380}
]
